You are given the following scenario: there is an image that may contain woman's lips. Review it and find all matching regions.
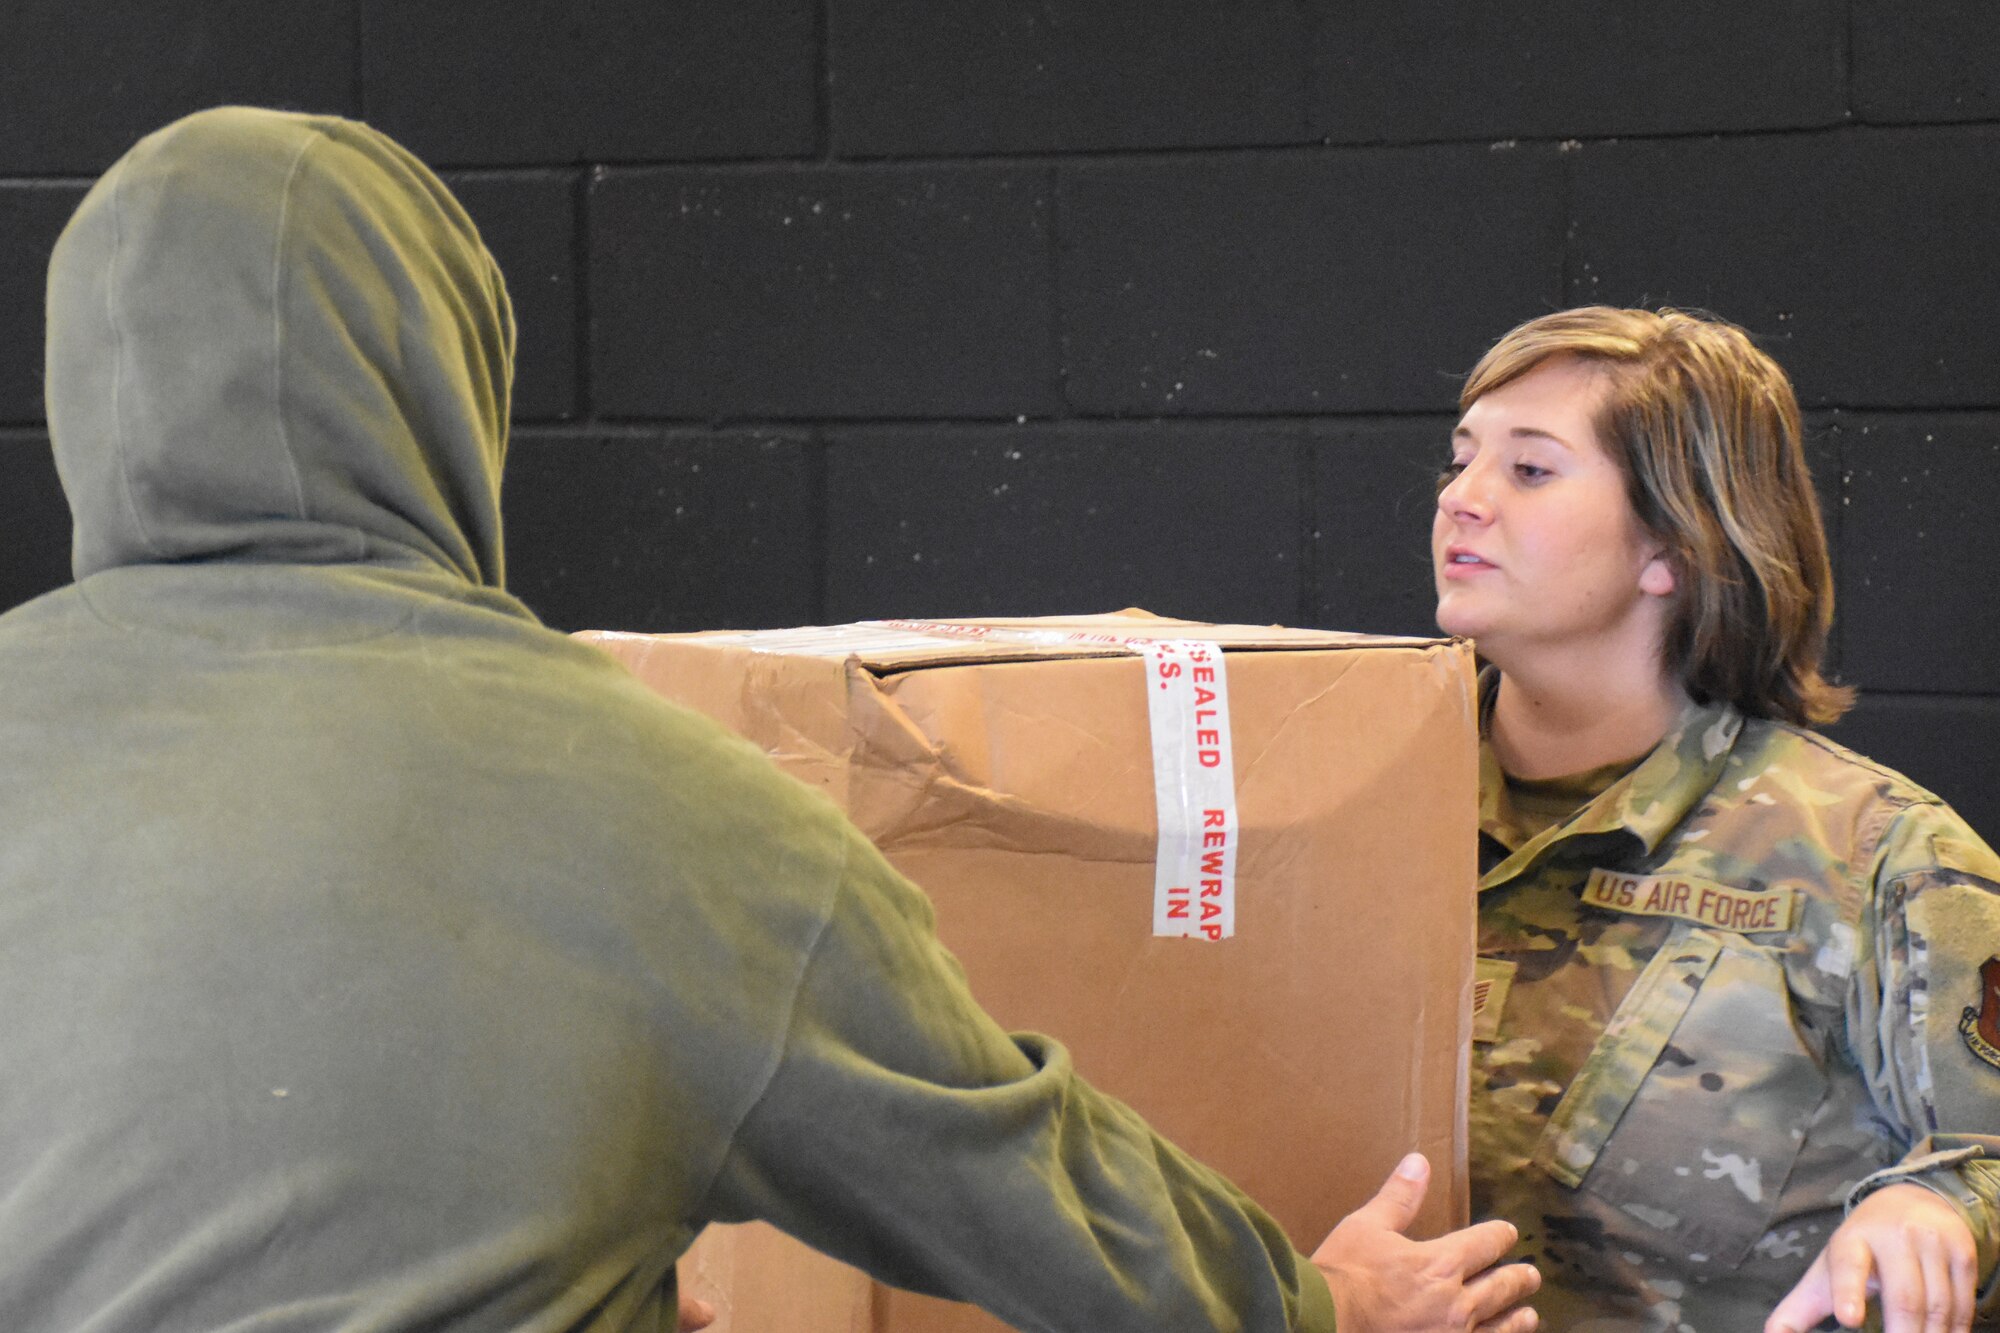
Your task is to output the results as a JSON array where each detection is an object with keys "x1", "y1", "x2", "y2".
[{"x1": 1440, "y1": 546, "x2": 1497, "y2": 578}]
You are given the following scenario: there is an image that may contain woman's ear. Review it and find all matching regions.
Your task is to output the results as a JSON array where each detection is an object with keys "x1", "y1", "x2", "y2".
[{"x1": 1639, "y1": 554, "x2": 1677, "y2": 599}]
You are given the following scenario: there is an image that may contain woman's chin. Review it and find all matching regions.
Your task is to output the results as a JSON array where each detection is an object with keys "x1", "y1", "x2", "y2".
[{"x1": 1432, "y1": 601, "x2": 1484, "y2": 641}]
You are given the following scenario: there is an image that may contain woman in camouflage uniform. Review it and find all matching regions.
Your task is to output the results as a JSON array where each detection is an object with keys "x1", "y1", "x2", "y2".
[{"x1": 1435, "y1": 307, "x2": 2000, "y2": 1333}]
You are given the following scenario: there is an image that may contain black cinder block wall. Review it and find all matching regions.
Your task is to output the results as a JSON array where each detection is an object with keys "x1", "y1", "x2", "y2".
[{"x1": 1, "y1": 2, "x2": 1996, "y2": 835}]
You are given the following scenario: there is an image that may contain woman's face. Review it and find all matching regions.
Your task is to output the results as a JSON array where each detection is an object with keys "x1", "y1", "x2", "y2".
[{"x1": 1433, "y1": 355, "x2": 1674, "y2": 671}]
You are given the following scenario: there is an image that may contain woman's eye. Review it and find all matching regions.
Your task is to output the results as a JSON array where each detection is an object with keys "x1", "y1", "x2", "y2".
[
  {"x1": 1435, "y1": 460, "x2": 1467, "y2": 492},
  {"x1": 1514, "y1": 462, "x2": 1551, "y2": 482}
]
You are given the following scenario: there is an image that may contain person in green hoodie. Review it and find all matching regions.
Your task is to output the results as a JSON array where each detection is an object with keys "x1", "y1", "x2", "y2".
[{"x1": 0, "y1": 105, "x2": 1538, "y2": 1333}]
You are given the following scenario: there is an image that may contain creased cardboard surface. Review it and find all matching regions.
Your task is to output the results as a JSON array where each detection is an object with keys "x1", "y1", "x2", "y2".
[{"x1": 578, "y1": 613, "x2": 1477, "y2": 1333}]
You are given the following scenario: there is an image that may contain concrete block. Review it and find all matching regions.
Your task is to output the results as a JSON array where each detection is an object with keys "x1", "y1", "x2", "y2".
[
  {"x1": 1835, "y1": 413, "x2": 2000, "y2": 694},
  {"x1": 1569, "y1": 128, "x2": 2000, "y2": 407},
  {"x1": 0, "y1": 0, "x2": 354, "y2": 174},
  {"x1": 0, "y1": 185, "x2": 85, "y2": 424},
  {"x1": 363, "y1": 0, "x2": 815, "y2": 166},
  {"x1": 503, "y1": 429, "x2": 816, "y2": 632},
  {"x1": 831, "y1": 0, "x2": 1307, "y2": 155},
  {"x1": 824, "y1": 421, "x2": 1301, "y2": 624},
  {"x1": 1853, "y1": 1, "x2": 2000, "y2": 125},
  {"x1": 1311, "y1": 0, "x2": 1844, "y2": 141},
  {"x1": 591, "y1": 165, "x2": 1059, "y2": 419},
  {"x1": 1059, "y1": 145, "x2": 1563, "y2": 414},
  {"x1": 444, "y1": 172, "x2": 579, "y2": 422},
  {"x1": 0, "y1": 433, "x2": 71, "y2": 612},
  {"x1": 1307, "y1": 416, "x2": 1454, "y2": 638}
]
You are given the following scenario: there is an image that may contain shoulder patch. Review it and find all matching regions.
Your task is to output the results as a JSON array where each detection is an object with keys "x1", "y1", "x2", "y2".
[{"x1": 1958, "y1": 956, "x2": 2000, "y2": 1072}]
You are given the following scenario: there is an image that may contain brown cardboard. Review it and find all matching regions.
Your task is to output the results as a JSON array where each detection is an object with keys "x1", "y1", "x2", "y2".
[{"x1": 579, "y1": 613, "x2": 1478, "y2": 1333}]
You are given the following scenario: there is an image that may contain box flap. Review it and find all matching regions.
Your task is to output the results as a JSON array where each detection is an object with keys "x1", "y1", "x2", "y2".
[{"x1": 587, "y1": 611, "x2": 1445, "y2": 672}]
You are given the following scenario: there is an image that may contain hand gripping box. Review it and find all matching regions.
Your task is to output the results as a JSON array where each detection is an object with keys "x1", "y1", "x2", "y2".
[{"x1": 578, "y1": 612, "x2": 1478, "y2": 1333}]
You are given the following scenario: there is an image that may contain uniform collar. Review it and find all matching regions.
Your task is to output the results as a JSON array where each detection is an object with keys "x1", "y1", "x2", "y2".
[{"x1": 1477, "y1": 669, "x2": 1743, "y2": 893}]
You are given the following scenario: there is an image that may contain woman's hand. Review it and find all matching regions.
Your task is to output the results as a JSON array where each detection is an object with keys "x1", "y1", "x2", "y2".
[
  {"x1": 1311, "y1": 1152, "x2": 1540, "y2": 1333},
  {"x1": 1765, "y1": 1183, "x2": 1978, "y2": 1333},
  {"x1": 677, "y1": 1291, "x2": 716, "y2": 1331}
]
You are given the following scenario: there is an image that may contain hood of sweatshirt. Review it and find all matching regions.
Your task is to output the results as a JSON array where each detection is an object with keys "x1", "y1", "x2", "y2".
[{"x1": 44, "y1": 105, "x2": 514, "y2": 587}]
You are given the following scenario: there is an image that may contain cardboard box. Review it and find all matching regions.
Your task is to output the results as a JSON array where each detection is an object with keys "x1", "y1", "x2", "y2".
[{"x1": 580, "y1": 612, "x2": 1478, "y2": 1333}]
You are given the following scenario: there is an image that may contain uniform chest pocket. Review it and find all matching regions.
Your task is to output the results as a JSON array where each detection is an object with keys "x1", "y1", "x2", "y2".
[{"x1": 1534, "y1": 927, "x2": 1829, "y2": 1265}]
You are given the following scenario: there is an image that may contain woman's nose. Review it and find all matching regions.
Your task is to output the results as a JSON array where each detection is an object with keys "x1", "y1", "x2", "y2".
[{"x1": 1437, "y1": 464, "x2": 1490, "y2": 523}]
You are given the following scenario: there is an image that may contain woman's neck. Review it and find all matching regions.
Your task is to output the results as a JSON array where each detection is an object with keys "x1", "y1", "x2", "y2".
[{"x1": 1488, "y1": 656, "x2": 1691, "y2": 782}]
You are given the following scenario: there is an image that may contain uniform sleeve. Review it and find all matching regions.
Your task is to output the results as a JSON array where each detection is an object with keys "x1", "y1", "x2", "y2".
[
  {"x1": 699, "y1": 820, "x2": 1337, "y2": 1333},
  {"x1": 1848, "y1": 802, "x2": 2000, "y2": 1318}
]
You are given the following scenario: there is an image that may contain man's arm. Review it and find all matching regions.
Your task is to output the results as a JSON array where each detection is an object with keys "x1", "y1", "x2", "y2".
[{"x1": 702, "y1": 821, "x2": 1536, "y2": 1331}]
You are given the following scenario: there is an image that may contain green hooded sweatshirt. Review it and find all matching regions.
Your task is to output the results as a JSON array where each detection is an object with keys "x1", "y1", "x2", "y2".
[{"x1": 0, "y1": 106, "x2": 1337, "y2": 1333}]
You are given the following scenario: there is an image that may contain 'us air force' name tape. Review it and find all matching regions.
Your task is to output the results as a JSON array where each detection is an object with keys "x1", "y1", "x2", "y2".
[{"x1": 1581, "y1": 868, "x2": 1797, "y2": 935}]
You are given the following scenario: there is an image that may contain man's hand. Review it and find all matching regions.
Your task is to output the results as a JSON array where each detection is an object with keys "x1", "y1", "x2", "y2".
[
  {"x1": 1766, "y1": 1183, "x2": 1978, "y2": 1333},
  {"x1": 1311, "y1": 1152, "x2": 1540, "y2": 1333}
]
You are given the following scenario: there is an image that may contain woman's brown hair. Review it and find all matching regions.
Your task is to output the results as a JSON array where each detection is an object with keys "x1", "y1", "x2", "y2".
[{"x1": 1461, "y1": 306, "x2": 1853, "y2": 726}]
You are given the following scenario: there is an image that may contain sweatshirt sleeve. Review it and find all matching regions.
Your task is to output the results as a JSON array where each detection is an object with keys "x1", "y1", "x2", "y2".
[
  {"x1": 1848, "y1": 803, "x2": 2000, "y2": 1319},
  {"x1": 700, "y1": 820, "x2": 1337, "y2": 1333}
]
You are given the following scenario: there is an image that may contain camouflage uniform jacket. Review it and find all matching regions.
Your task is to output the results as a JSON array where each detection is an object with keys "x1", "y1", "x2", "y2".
[{"x1": 1472, "y1": 690, "x2": 2000, "y2": 1331}]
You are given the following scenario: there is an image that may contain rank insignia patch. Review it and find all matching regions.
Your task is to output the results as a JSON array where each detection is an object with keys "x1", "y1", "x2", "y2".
[{"x1": 1960, "y1": 956, "x2": 2000, "y2": 1071}]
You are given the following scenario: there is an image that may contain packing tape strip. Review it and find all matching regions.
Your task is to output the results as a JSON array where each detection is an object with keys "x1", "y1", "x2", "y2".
[{"x1": 1140, "y1": 640, "x2": 1237, "y2": 940}]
